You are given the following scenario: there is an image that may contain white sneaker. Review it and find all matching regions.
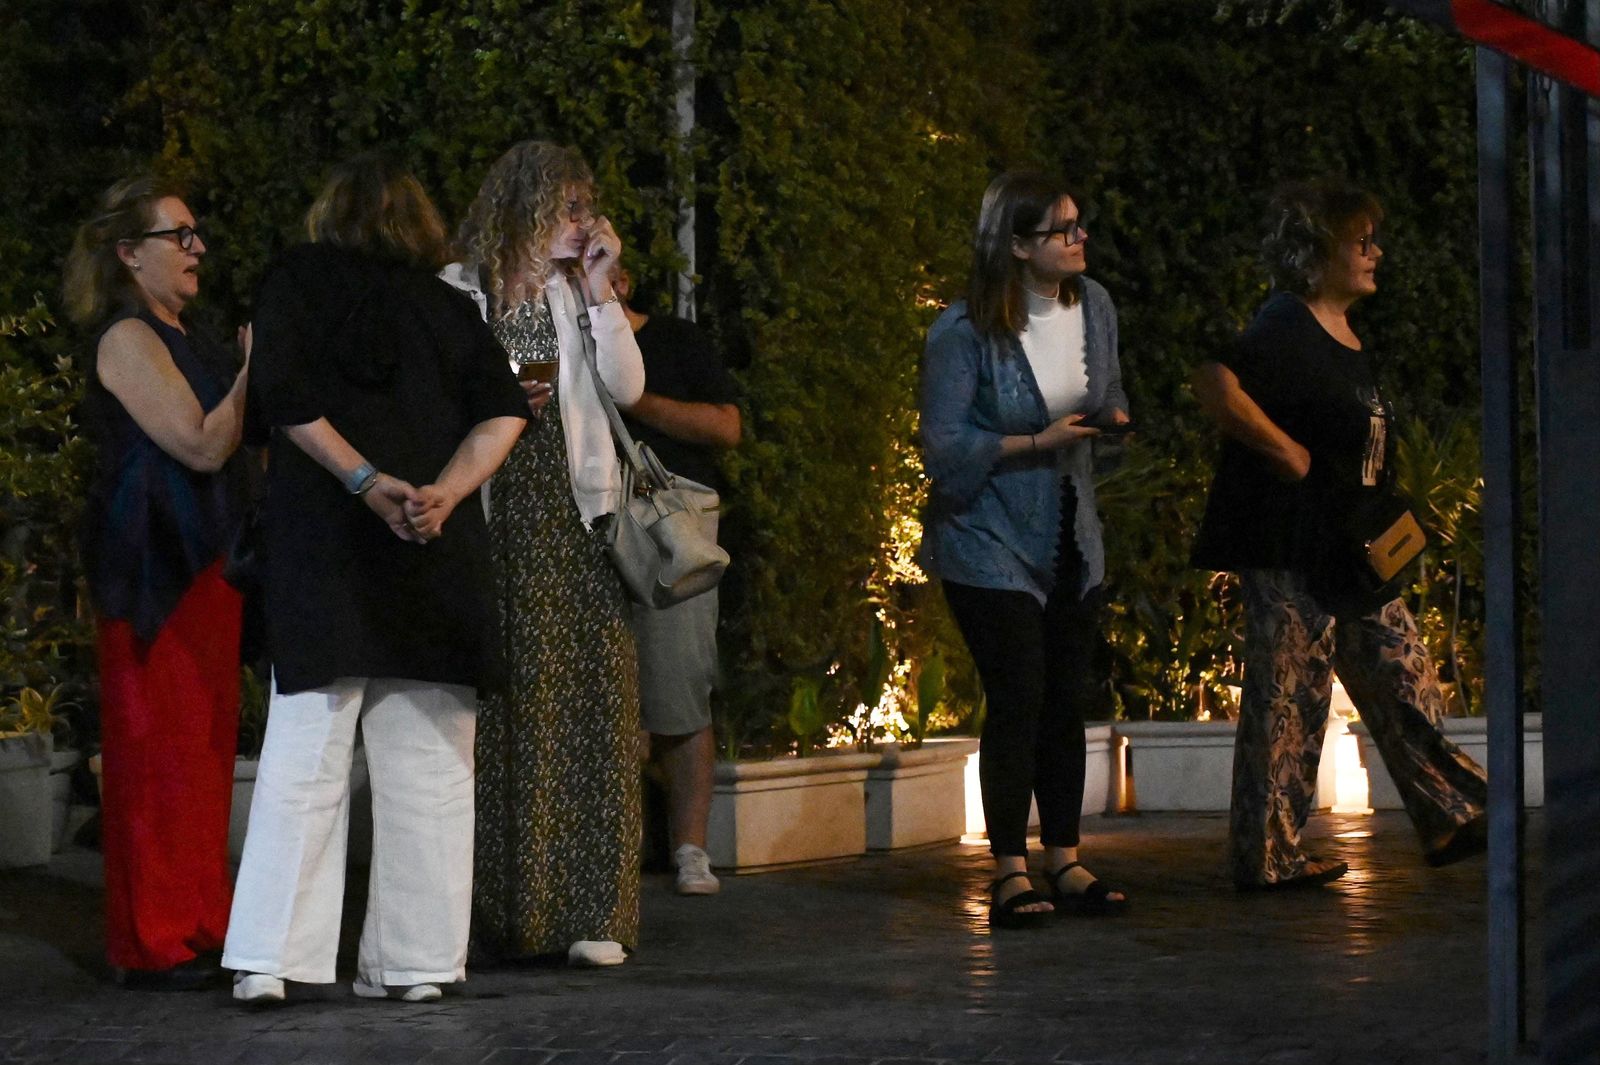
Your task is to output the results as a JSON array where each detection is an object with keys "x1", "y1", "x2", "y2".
[
  {"x1": 232, "y1": 972, "x2": 285, "y2": 1005},
  {"x1": 352, "y1": 978, "x2": 442, "y2": 1002},
  {"x1": 567, "y1": 940, "x2": 626, "y2": 967},
  {"x1": 674, "y1": 844, "x2": 721, "y2": 896}
]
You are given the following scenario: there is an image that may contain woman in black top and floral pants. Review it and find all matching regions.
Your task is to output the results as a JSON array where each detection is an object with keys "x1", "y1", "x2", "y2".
[{"x1": 1192, "y1": 181, "x2": 1487, "y2": 891}]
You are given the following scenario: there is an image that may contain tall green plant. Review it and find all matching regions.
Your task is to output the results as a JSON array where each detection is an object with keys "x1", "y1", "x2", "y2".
[{"x1": 0, "y1": 298, "x2": 93, "y2": 697}]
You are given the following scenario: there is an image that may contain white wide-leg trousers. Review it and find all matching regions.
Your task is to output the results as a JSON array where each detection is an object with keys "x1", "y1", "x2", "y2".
[{"x1": 222, "y1": 676, "x2": 476, "y2": 986}]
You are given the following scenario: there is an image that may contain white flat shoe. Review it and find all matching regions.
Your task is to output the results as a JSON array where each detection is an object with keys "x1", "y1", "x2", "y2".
[
  {"x1": 232, "y1": 972, "x2": 285, "y2": 1005},
  {"x1": 567, "y1": 940, "x2": 626, "y2": 967},
  {"x1": 352, "y1": 978, "x2": 442, "y2": 1002}
]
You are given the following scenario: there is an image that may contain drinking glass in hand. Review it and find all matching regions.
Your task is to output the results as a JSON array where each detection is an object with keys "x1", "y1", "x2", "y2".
[{"x1": 515, "y1": 352, "x2": 558, "y2": 385}]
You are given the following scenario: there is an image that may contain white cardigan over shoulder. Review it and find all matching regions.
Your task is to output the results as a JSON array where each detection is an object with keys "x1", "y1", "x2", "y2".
[{"x1": 440, "y1": 262, "x2": 645, "y2": 525}]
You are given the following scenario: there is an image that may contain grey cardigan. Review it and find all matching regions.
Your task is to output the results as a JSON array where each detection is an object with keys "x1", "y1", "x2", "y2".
[{"x1": 917, "y1": 277, "x2": 1127, "y2": 604}]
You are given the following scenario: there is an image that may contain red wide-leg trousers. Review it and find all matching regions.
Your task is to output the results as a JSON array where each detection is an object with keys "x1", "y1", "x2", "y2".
[{"x1": 97, "y1": 562, "x2": 241, "y2": 971}]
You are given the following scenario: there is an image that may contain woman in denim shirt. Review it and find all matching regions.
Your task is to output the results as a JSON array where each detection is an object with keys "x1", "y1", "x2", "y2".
[{"x1": 919, "y1": 171, "x2": 1130, "y2": 928}]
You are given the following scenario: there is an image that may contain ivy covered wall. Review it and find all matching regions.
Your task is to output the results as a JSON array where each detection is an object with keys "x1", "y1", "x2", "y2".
[{"x1": 0, "y1": 0, "x2": 1518, "y2": 744}]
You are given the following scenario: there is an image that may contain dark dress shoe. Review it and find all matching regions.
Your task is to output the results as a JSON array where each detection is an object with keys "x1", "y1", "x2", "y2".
[
  {"x1": 116, "y1": 959, "x2": 221, "y2": 992},
  {"x1": 1237, "y1": 857, "x2": 1349, "y2": 892},
  {"x1": 1425, "y1": 814, "x2": 1488, "y2": 868}
]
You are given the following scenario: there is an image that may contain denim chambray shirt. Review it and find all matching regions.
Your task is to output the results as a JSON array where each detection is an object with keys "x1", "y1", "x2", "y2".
[{"x1": 917, "y1": 277, "x2": 1127, "y2": 605}]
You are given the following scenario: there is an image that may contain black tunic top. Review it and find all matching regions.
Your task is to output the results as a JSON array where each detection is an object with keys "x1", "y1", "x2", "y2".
[
  {"x1": 249, "y1": 244, "x2": 526, "y2": 694},
  {"x1": 1191, "y1": 292, "x2": 1397, "y2": 580},
  {"x1": 81, "y1": 309, "x2": 246, "y2": 642}
]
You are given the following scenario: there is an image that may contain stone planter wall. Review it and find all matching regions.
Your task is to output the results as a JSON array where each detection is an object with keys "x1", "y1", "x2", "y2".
[
  {"x1": 708, "y1": 751, "x2": 877, "y2": 872},
  {"x1": 865, "y1": 738, "x2": 977, "y2": 851},
  {"x1": 1354, "y1": 714, "x2": 1543, "y2": 809},
  {"x1": 0, "y1": 732, "x2": 52, "y2": 869},
  {"x1": 48, "y1": 748, "x2": 81, "y2": 853},
  {"x1": 1083, "y1": 724, "x2": 1117, "y2": 816},
  {"x1": 1116, "y1": 721, "x2": 1237, "y2": 812}
]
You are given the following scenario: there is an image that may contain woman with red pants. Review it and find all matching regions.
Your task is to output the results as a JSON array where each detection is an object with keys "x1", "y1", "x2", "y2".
[{"x1": 65, "y1": 175, "x2": 249, "y2": 990}]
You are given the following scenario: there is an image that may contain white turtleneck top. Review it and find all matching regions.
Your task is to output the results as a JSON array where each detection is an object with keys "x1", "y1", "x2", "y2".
[{"x1": 1019, "y1": 287, "x2": 1088, "y2": 420}]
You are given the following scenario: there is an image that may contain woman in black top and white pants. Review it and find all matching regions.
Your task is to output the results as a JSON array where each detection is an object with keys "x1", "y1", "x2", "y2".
[
  {"x1": 223, "y1": 156, "x2": 526, "y2": 1004},
  {"x1": 1191, "y1": 181, "x2": 1488, "y2": 891}
]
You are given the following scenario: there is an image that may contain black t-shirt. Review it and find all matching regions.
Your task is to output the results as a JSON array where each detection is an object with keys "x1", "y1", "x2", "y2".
[
  {"x1": 1191, "y1": 292, "x2": 1397, "y2": 577},
  {"x1": 619, "y1": 314, "x2": 740, "y2": 493},
  {"x1": 250, "y1": 244, "x2": 527, "y2": 694}
]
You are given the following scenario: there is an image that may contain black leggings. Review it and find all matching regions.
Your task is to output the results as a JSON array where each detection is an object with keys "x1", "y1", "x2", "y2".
[
  {"x1": 941, "y1": 479, "x2": 1104, "y2": 859},
  {"x1": 944, "y1": 576, "x2": 1101, "y2": 857}
]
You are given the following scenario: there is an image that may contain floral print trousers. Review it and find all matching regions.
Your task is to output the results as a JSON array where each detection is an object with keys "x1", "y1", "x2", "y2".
[{"x1": 1229, "y1": 570, "x2": 1488, "y2": 887}]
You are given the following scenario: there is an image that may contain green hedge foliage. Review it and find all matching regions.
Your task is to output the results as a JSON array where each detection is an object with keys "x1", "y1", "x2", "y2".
[
  {"x1": 1039, "y1": 0, "x2": 1498, "y2": 718},
  {"x1": 1, "y1": 0, "x2": 1519, "y2": 745}
]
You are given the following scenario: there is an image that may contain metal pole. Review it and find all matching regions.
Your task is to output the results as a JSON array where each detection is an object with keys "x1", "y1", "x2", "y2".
[
  {"x1": 1476, "y1": 43, "x2": 1527, "y2": 1064},
  {"x1": 672, "y1": 0, "x2": 697, "y2": 322},
  {"x1": 1531, "y1": 5, "x2": 1600, "y2": 1059}
]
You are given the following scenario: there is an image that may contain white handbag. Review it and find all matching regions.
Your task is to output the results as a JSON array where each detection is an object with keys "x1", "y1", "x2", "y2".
[{"x1": 570, "y1": 283, "x2": 729, "y2": 607}]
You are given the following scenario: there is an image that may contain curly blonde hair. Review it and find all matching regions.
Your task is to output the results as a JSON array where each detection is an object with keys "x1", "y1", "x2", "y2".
[{"x1": 456, "y1": 141, "x2": 594, "y2": 312}]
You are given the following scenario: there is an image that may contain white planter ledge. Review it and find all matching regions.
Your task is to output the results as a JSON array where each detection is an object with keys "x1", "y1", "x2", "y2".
[
  {"x1": 48, "y1": 748, "x2": 82, "y2": 854},
  {"x1": 1117, "y1": 721, "x2": 1237, "y2": 812},
  {"x1": 708, "y1": 751, "x2": 878, "y2": 873},
  {"x1": 865, "y1": 737, "x2": 978, "y2": 851},
  {"x1": 1353, "y1": 714, "x2": 1543, "y2": 809},
  {"x1": 0, "y1": 732, "x2": 53, "y2": 869}
]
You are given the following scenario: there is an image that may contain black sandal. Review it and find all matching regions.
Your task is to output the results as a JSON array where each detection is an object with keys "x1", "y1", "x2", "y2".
[
  {"x1": 988, "y1": 871, "x2": 1053, "y2": 929},
  {"x1": 1047, "y1": 861, "x2": 1130, "y2": 916}
]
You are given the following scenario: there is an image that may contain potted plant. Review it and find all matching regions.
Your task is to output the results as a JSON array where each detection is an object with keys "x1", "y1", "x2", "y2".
[{"x1": 0, "y1": 684, "x2": 66, "y2": 868}]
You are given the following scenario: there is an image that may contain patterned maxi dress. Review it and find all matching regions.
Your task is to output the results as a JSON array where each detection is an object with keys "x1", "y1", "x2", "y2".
[{"x1": 473, "y1": 294, "x2": 641, "y2": 957}]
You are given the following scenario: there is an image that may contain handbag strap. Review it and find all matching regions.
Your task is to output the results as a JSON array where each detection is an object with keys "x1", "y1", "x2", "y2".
[{"x1": 567, "y1": 278, "x2": 671, "y2": 491}]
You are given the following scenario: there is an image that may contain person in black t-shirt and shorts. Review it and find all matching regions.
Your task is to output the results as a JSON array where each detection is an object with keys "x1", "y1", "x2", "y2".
[
  {"x1": 1191, "y1": 181, "x2": 1488, "y2": 891},
  {"x1": 616, "y1": 268, "x2": 742, "y2": 896}
]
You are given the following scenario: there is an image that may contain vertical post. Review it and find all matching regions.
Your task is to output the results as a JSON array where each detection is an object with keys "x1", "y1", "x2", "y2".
[
  {"x1": 672, "y1": 0, "x2": 697, "y2": 322},
  {"x1": 1531, "y1": 4, "x2": 1600, "y2": 1061},
  {"x1": 1476, "y1": 44, "x2": 1526, "y2": 1065}
]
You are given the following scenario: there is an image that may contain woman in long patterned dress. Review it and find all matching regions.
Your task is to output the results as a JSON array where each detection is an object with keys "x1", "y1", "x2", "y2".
[{"x1": 441, "y1": 142, "x2": 645, "y2": 967}]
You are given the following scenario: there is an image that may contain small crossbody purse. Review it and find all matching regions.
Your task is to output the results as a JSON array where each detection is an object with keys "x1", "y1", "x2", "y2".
[{"x1": 1364, "y1": 508, "x2": 1426, "y2": 583}]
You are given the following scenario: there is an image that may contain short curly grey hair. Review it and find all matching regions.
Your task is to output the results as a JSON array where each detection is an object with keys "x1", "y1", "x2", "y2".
[{"x1": 1262, "y1": 180, "x2": 1384, "y2": 297}]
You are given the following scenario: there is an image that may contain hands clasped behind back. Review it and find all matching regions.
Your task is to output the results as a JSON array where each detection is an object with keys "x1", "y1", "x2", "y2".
[{"x1": 361, "y1": 474, "x2": 428, "y2": 543}]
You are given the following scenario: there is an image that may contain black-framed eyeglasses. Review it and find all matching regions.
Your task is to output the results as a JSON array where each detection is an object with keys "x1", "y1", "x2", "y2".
[
  {"x1": 565, "y1": 199, "x2": 596, "y2": 225},
  {"x1": 1030, "y1": 219, "x2": 1086, "y2": 246},
  {"x1": 1356, "y1": 233, "x2": 1381, "y2": 256},
  {"x1": 131, "y1": 225, "x2": 203, "y2": 251}
]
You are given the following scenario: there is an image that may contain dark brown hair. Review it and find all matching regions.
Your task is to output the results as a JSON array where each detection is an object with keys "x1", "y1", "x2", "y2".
[
  {"x1": 304, "y1": 153, "x2": 450, "y2": 270},
  {"x1": 63, "y1": 174, "x2": 183, "y2": 327},
  {"x1": 1262, "y1": 180, "x2": 1385, "y2": 296},
  {"x1": 967, "y1": 170, "x2": 1080, "y2": 340}
]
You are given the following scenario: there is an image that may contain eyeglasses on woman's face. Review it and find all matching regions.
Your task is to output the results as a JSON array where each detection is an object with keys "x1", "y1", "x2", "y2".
[
  {"x1": 132, "y1": 225, "x2": 204, "y2": 251},
  {"x1": 1030, "y1": 219, "x2": 1086, "y2": 246},
  {"x1": 565, "y1": 198, "x2": 596, "y2": 226},
  {"x1": 1355, "y1": 232, "x2": 1381, "y2": 257}
]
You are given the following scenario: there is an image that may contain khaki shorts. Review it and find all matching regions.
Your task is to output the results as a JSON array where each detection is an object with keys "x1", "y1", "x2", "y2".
[{"x1": 628, "y1": 585, "x2": 718, "y2": 737}]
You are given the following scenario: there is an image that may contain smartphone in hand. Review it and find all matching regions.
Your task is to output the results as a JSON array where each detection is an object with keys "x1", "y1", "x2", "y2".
[{"x1": 1083, "y1": 413, "x2": 1138, "y2": 435}]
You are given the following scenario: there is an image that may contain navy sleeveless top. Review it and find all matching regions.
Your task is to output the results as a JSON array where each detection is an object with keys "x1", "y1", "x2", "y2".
[{"x1": 80, "y1": 310, "x2": 244, "y2": 642}]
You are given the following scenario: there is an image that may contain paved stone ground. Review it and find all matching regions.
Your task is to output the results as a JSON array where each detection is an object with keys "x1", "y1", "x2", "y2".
[{"x1": 0, "y1": 812, "x2": 1541, "y2": 1065}]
